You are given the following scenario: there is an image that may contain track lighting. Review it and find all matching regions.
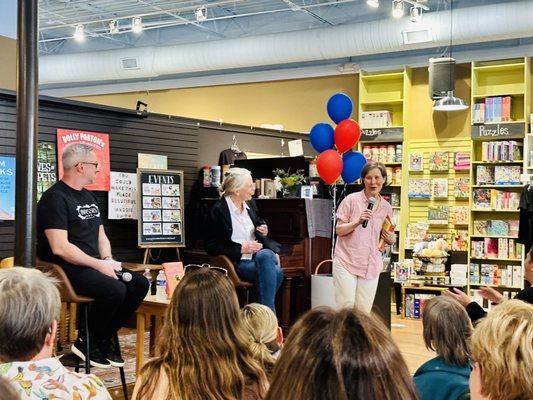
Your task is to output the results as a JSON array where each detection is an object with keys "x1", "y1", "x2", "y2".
[
  {"x1": 367, "y1": 0, "x2": 380, "y2": 8},
  {"x1": 132, "y1": 17, "x2": 143, "y2": 33},
  {"x1": 73, "y1": 24, "x2": 85, "y2": 42},
  {"x1": 392, "y1": 0, "x2": 404, "y2": 18},
  {"x1": 410, "y1": 5, "x2": 422, "y2": 22},
  {"x1": 109, "y1": 19, "x2": 119, "y2": 34}
]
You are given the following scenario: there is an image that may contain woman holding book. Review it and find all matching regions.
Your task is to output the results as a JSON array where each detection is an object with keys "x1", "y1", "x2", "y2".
[{"x1": 333, "y1": 161, "x2": 396, "y2": 313}]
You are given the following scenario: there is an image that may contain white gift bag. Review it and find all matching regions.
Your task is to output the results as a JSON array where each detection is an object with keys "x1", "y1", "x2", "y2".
[{"x1": 311, "y1": 259, "x2": 336, "y2": 309}]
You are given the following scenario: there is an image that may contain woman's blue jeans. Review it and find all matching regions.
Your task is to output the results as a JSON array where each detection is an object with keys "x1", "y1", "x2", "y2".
[{"x1": 236, "y1": 249, "x2": 284, "y2": 314}]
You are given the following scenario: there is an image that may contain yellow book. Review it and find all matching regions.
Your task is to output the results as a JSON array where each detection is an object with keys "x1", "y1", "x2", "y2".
[{"x1": 379, "y1": 216, "x2": 396, "y2": 251}]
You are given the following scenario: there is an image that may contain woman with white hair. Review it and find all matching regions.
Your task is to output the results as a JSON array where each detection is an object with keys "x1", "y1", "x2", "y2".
[{"x1": 205, "y1": 168, "x2": 283, "y2": 313}]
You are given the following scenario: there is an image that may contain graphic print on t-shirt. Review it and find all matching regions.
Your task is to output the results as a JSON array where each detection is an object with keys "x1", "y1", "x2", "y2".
[{"x1": 76, "y1": 204, "x2": 100, "y2": 220}]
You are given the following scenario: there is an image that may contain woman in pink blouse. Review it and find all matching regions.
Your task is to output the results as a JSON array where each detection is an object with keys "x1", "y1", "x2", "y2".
[{"x1": 333, "y1": 162, "x2": 396, "y2": 313}]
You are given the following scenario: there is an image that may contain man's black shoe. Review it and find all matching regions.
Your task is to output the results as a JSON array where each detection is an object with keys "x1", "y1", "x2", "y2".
[
  {"x1": 71, "y1": 338, "x2": 111, "y2": 369},
  {"x1": 101, "y1": 337, "x2": 125, "y2": 367}
]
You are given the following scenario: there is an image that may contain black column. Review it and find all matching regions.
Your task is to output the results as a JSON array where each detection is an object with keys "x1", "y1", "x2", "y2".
[{"x1": 14, "y1": 0, "x2": 39, "y2": 267}]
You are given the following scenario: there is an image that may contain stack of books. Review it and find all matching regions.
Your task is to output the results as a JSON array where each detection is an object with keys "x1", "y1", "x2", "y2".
[
  {"x1": 481, "y1": 140, "x2": 522, "y2": 161},
  {"x1": 360, "y1": 111, "x2": 392, "y2": 128},
  {"x1": 469, "y1": 263, "x2": 524, "y2": 287},
  {"x1": 450, "y1": 264, "x2": 468, "y2": 286},
  {"x1": 472, "y1": 189, "x2": 520, "y2": 210},
  {"x1": 472, "y1": 219, "x2": 519, "y2": 236},
  {"x1": 470, "y1": 238, "x2": 522, "y2": 259},
  {"x1": 472, "y1": 96, "x2": 512, "y2": 123}
]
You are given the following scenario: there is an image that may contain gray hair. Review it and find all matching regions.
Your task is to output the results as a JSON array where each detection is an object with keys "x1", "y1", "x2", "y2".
[
  {"x1": 220, "y1": 167, "x2": 253, "y2": 196},
  {"x1": 0, "y1": 267, "x2": 61, "y2": 362},
  {"x1": 62, "y1": 143, "x2": 95, "y2": 170}
]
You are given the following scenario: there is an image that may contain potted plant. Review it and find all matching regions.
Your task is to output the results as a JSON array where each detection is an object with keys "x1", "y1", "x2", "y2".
[{"x1": 273, "y1": 168, "x2": 306, "y2": 198}]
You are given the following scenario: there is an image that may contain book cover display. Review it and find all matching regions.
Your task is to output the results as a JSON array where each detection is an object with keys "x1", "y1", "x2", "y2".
[
  {"x1": 431, "y1": 178, "x2": 448, "y2": 199},
  {"x1": 428, "y1": 205, "x2": 449, "y2": 225},
  {"x1": 453, "y1": 152, "x2": 470, "y2": 170},
  {"x1": 37, "y1": 143, "x2": 57, "y2": 201},
  {"x1": 409, "y1": 152, "x2": 423, "y2": 172},
  {"x1": 408, "y1": 179, "x2": 430, "y2": 198},
  {"x1": 0, "y1": 156, "x2": 15, "y2": 220},
  {"x1": 428, "y1": 151, "x2": 449, "y2": 171},
  {"x1": 450, "y1": 206, "x2": 469, "y2": 225},
  {"x1": 454, "y1": 177, "x2": 470, "y2": 198}
]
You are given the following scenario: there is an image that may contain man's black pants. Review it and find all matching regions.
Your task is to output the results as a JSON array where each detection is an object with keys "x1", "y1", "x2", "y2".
[{"x1": 60, "y1": 263, "x2": 149, "y2": 340}]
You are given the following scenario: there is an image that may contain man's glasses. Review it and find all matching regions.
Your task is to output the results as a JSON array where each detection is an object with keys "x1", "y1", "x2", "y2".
[
  {"x1": 78, "y1": 161, "x2": 99, "y2": 168},
  {"x1": 184, "y1": 263, "x2": 228, "y2": 276}
]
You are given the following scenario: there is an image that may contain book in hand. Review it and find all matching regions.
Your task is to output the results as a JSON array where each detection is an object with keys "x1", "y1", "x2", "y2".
[{"x1": 378, "y1": 216, "x2": 396, "y2": 252}]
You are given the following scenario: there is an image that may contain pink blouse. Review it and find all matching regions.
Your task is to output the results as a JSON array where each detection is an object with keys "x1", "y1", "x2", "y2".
[{"x1": 334, "y1": 191, "x2": 393, "y2": 280}]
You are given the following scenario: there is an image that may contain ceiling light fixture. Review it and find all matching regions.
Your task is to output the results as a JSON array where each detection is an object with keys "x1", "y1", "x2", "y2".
[
  {"x1": 132, "y1": 17, "x2": 143, "y2": 33},
  {"x1": 433, "y1": 0, "x2": 467, "y2": 112},
  {"x1": 109, "y1": 19, "x2": 119, "y2": 34},
  {"x1": 367, "y1": 0, "x2": 380, "y2": 8},
  {"x1": 195, "y1": 6, "x2": 207, "y2": 22},
  {"x1": 73, "y1": 24, "x2": 85, "y2": 42},
  {"x1": 392, "y1": 0, "x2": 404, "y2": 18},
  {"x1": 409, "y1": 5, "x2": 422, "y2": 22}
]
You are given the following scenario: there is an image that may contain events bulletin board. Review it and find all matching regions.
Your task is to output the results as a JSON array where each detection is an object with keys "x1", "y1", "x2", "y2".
[{"x1": 137, "y1": 168, "x2": 185, "y2": 247}]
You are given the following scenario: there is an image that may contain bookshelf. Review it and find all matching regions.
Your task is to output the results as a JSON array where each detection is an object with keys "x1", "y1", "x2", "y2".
[
  {"x1": 358, "y1": 68, "x2": 411, "y2": 263},
  {"x1": 468, "y1": 57, "x2": 531, "y2": 298}
]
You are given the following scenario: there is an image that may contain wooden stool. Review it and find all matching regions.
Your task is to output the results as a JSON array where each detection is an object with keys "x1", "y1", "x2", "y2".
[
  {"x1": 210, "y1": 255, "x2": 254, "y2": 304},
  {"x1": 36, "y1": 259, "x2": 128, "y2": 400}
]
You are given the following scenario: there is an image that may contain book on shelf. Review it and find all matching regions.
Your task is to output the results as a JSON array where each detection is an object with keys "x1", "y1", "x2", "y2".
[
  {"x1": 494, "y1": 165, "x2": 521, "y2": 185},
  {"x1": 409, "y1": 152, "x2": 424, "y2": 172},
  {"x1": 454, "y1": 152, "x2": 471, "y2": 171},
  {"x1": 428, "y1": 205, "x2": 449, "y2": 225},
  {"x1": 431, "y1": 178, "x2": 448, "y2": 198},
  {"x1": 475, "y1": 96, "x2": 512, "y2": 124},
  {"x1": 429, "y1": 151, "x2": 449, "y2": 171},
  {"x1": 470, "y1": 238, "x2": 522, "y2": 259},
  {"x1": 472, "y1": 219, "x2": 519, "y2": 237},
  {"x1": 360, "y1": 111, "x2": 392, "y2": 129},
  {"x1": 476, "y1": 166, "x2": 494, "y2": 185},
  {"x1": 454, "y1": 177, "x2": 470, "y2": 198},
  {"x1": 472, "y1": 103, "x2": 485, "y2": 123},
  {"x1": 451, "y1": 206, "x2": 469, "y2": 225},
  {"x1": 451, "y1": 230, "x2": 468, "y2": 251},
  {"x1": 473, "y1": 189, "x2": 491, "y2": 209},
  {"x1": 408, "y1": 179, "x2": 431, "y2": 198},
  {"x1": 481, "y1": 140, "x2": 522, "y2": 162},
  {"x1": 470, "y1": 263, "x2": 522, "y2": 288},
  {"x1": 473, "y1": 189, "x2": 520, "y2": 210}
]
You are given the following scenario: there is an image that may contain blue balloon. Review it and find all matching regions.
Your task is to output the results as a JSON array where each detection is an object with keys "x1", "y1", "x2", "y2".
[
  {"x1": 342, "y1": 151, "x2": 367, "y2": 183},
  {"x1": 327, "y1": 93, "x2": 353, "y2": 124},
  {"x1": 309, "y1": 123, "x2": 334, "y2": 153}
]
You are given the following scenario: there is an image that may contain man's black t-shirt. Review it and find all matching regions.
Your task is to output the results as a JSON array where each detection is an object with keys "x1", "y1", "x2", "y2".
[{"x1": 37, "y1": 181, "x2": 102, "y2": 265}]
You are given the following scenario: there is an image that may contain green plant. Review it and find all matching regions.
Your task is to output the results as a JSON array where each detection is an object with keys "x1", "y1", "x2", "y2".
[{"x1": 273, "y1": 168, "x2": 306, "y2": 190}]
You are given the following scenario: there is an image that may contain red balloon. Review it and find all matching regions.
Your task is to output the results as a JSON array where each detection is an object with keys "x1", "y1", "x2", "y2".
[
  {"x1": 317, "y1": 150, "x2": 343, "y2": 185},
  {"x1": 334, "y1": 119, "x2": 361, "y2": 153}
]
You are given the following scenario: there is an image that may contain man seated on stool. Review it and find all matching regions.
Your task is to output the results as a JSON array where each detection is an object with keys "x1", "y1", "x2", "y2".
[
  {"x1": 37, "y1": 143, "x2": 149, "y2": 368},
  {"x1": 0, "y1": 267, "x2": 112, "y2": 399}
]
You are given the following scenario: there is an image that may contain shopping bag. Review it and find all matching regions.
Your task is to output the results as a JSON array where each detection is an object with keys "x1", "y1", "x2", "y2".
[{"x1": 311, "y1": 259, "x2": 336, "y2": 309}]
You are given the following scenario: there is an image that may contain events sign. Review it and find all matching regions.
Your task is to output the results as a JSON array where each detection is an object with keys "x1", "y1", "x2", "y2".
[
  {"x1": 57, "y1": 129, "x2": 111, "y2": 191},
  {"x1": 109, "y1": 172, "x2": 138, "y2": 220},
  {"x1": 137, "y1": 169, "x2": 185, "y2": 247},
  {"x1": 0, "y1": 156, "x2": 15, "y2": 220}
]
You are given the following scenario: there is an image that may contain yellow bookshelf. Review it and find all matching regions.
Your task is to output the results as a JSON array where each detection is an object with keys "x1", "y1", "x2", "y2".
[{"x1": 357, "y1": 68, "x2": 411, "y2": 262}]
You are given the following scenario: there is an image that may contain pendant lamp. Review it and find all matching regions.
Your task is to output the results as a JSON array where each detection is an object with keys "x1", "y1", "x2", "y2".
[{"x1": 432, "y1": 0, "x2": 467, "y2": 112}]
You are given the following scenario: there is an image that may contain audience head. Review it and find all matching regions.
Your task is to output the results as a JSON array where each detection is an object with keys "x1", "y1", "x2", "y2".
[
  {"x1": 0, "y1": 267, "x2": 60, "y2": 362},
  {"x1": 524, "y1": 245, "x2": 533, "y2": 284},
  {"x1": 470, "y1": 300, "x2": 533, "y2": 400},
  {"x1": 137, "y1": 268, "x2": 267, "y2": 400},
  {"x1": 0, "y1": 376, "x2": 20, "y2": 400},
  {"x1": 422, "y1": 296, "x2": 472, "y2": 366},
  {"x1": 241, "y1": 303, "x2": 280, "y2": 372},
  {"x1": 220, "y1": 167, "x2": 254, "y2": 199},
  {"x1": 265, "y1": 307, "x2": 418, "y2": 400}
]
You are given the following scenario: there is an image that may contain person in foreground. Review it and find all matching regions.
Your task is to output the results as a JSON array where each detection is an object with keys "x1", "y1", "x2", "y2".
[
  {"x1": 205, "y1": 167, "x2": 283, "y2": 313},
  {"x1": 265, "y1": 307, "x2": 418, "y2": 400},
  {"x1": 241, "y1": 303, "x2": 283, "y2": 378},
  {"x1": 132, "y1": 268, "x2": 268, "y2": 400},
  {"x1": 37, "y1": 143, "x2": 149, "y2": 368},
  {"x1": 469, "y1": 300, "x2": 533, "y2": 400},
  {"x1": 413, "y1": 296, "x2": 472, "y2": 400},
  {"x1": 0, "y1": 376, "x2": 20, "y2": 400},
  {"x1": 0, "y1": 267, "x2": 111, "y2": 400},
  {"x1": 443, "y1": 245, "x2": 533, "y2": 324},
  {"x1": 333, "y1": 162, "x2": 396, "y2": 312}
]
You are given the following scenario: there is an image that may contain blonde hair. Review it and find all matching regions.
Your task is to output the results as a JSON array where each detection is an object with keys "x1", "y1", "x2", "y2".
[
  {"x1": 0, "y1": 376, "x2": 20, "y2": 400},
  {"x1": 136, "y1": 269, "x2": 268, "y2": 400},
  {"x1": 0, "y1": 267, "x2": 60, "y2": 362},
  {"x1": 422, "y1": 296, "x2": 472, "y2": 366},
  {"x1": 471, "y1": 300, "x2": 533, "y2": 400},
  {"x1": 220, "y1": 167, "x2": 252, "y2": 196},
  {"x1": 241, "y1": 303, "x2": 278, "y2": 373},
  {"x1": 265, "y1": 307, "x2": 418, "y2": 400}
]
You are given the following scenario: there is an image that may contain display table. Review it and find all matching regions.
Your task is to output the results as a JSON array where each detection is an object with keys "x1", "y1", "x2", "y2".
[{"x1": 135, "y1": 295, "x2": 169, "y2": 375}]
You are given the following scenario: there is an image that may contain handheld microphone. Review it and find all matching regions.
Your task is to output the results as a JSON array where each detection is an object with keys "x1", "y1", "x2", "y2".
[
  {"x1": 116, "y1": 270, "x2": 132, "y2": 282},
  {"x1": 362, "y1": 197, "x2": 377, "y2": 228}
]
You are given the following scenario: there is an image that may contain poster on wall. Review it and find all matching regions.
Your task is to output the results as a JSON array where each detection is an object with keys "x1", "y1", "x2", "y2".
[
  {"x1": 137, "y1": 169, "x2": 185, "y2": 247},
  {"x1": 0, "y1": 156, "x2": 15, "y2": 220},
  {"x1": 138, "y1": 153, "x2": 167, "y2": 170},
  {"x1": 109, "y1": 171, "x2": 138, "y2": 220},
  {"x1": 37, "y1": 143, "x2": 57, "y2": 201},
  {"x1": 57, "y1": 129, "x2": 111, "y2": 191}
]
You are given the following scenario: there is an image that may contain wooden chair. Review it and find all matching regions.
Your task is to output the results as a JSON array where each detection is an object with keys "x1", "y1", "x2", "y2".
[
  {"x1": 35, "y1": 259, "x2": 128, "y2": 400},
  {"x1": 0, "y1": 257, "x2": 14, "y2": 268}
]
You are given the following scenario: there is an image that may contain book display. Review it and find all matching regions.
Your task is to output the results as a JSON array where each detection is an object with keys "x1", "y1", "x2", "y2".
[
  {"x1": 358, "y1": 68, "x2": 411, "y2": 262},
  {"x1": 468, "y1": 57, "x2": 531, "y2": 295}
]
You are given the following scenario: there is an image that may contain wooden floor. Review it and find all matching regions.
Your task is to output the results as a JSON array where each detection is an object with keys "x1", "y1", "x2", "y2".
[{"x1": 109, "y1": 312, "x2": 432, "y2": 399}]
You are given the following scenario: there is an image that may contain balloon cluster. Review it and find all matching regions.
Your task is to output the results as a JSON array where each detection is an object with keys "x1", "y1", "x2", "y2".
[{"x1": 310, "y1": 93, "x2": 366, "y2": 185}]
